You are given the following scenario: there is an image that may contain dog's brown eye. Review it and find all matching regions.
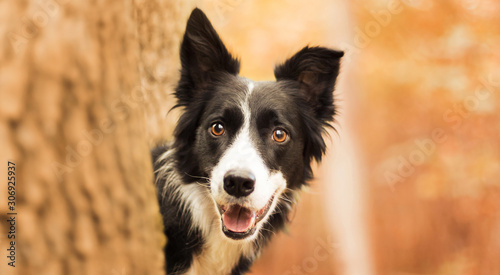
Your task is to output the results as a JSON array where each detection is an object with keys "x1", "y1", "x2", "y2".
[
  {"x1": 272, "y1": 129, "x2": 287, "y2": 143},
  {"x1": 211, "y1": 123, "x2": 225, "y2": 136}
]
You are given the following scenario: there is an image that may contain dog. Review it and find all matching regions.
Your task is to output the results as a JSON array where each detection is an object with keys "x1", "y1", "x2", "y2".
[{"x1": 152, "y1": 8, "x2": 343, "y2": 275}]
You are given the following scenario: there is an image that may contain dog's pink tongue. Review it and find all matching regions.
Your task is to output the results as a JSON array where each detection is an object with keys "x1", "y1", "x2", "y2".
[{"x1": 223, "y1": 205, "x2": 256, "y2": 233}]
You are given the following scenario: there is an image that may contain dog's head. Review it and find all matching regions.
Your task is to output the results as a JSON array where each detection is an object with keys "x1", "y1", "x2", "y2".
[{"x1": 172, "y1": 8, "x2": 343, "y2": 241}]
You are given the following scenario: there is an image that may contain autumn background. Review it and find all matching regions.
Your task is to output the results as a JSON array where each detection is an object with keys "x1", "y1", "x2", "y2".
[{"x1": 1, "y1": 0, "x2": 499, "y2": 274}]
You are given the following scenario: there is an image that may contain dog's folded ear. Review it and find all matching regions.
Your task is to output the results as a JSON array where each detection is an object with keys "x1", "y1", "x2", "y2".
[
  {"x1": 177, "y1": 8, "x2": 240, "y2": 98},
  {"x1": 274, "y1": 47, "x2": 344, "y2": 122}
]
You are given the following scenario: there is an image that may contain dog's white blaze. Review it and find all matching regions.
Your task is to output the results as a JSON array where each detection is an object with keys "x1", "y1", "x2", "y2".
[
  {"x1": 211, "y1": 126, "x2": 273, "y2": 209},
  {"x1": 210, "y1": 80, "x2": 287, "y2": 227}
]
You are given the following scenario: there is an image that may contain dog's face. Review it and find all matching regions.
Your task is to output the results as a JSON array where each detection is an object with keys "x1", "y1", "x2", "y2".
[
  {"x1": 173, "y1": 9, "x2": 343, "y2": 241},
  {"x1": 197, "y1": 78, "x2": 307, "y2": 240}
]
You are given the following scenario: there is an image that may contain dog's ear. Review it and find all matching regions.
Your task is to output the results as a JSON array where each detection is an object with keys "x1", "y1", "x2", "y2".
[
  {"x1": 275, "y1": 47, "x2": 343, "y2": 175},
  {"x1": 274, "y1": 46, "x2": 343, "y2": 123},
  {"x1": 176, "y1": 8, "x2": 240, "y2": 106}
]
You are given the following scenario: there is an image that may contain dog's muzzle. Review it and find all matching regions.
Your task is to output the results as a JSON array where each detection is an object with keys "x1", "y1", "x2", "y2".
[{"x1": 217, "y1": 169, "x2": 274, "y2": 240}]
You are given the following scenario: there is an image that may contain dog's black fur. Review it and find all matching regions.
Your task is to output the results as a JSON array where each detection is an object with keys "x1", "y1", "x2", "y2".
[{"x1": 152, "y1": 8, "x2": 343, "y2": 274}]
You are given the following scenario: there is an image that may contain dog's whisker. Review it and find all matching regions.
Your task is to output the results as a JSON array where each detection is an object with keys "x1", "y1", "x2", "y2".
[{"x1": 183, "y1": 172, "x2": 210, "y2": 182}]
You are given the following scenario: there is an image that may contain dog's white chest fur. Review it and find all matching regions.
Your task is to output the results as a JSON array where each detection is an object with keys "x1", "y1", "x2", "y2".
[{"x1": 187, "y1": 232, "x2": 254, "y2": 275}]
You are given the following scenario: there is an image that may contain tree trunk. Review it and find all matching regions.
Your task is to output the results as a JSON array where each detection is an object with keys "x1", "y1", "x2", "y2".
[{"x1": 0, "y1": 0, "x2": 191, "y2": 274}]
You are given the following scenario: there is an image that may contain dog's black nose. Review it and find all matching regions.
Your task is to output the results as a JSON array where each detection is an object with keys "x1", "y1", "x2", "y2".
[{"x1": 223, "y1": 169, "x2": 255, "y2": 198}]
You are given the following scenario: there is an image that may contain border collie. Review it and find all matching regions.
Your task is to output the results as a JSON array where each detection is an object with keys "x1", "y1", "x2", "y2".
[{"x1": 152, "y1": 8, "x2": 343, "y2": 275}]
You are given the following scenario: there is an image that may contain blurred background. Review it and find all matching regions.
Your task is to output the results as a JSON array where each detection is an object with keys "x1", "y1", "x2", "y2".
[{"x1": 191, "y1": 0, "x2": 500, "y2": 274}]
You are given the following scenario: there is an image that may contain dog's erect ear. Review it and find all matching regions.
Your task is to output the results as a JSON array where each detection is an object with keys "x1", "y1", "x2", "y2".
[
  {"x1": 176, "y1": 8, "x2": 240, "y2": 105},
  {"x1": 274, "y1": 46, "x2": 343, "y2": 122},
  {"x1": 275, "y1": 47, "x2": 343, "y2": 175}
]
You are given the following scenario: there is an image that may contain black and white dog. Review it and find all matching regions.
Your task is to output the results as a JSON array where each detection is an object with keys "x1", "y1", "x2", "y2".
[{"x1": 152, "y1": 8, "x2": 343, "y2": 275}]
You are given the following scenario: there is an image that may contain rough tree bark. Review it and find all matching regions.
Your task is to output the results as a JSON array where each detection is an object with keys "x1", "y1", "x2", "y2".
[{"x1": 0, "y1": 0, "x2": 192, "y2": 274}]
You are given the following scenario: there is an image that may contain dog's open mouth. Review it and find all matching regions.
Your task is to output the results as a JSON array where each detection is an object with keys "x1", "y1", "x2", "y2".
[{"x1": 218, "y1": 194, "x2": 275, "y2": 240}]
